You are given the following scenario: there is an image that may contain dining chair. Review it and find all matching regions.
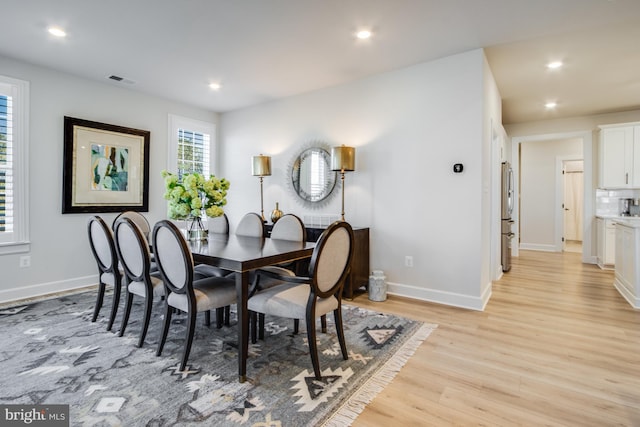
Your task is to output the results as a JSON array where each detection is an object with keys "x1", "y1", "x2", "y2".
[
  {"x1": 113, "y1": 217, "x2": 165, "y2": 348},
  {"x1": 87, "y1": 215, "x2": 124, "y2": 332},
  {"x1": 235, "y1": 212, "x2": 265, "y2": 238},
  {"x1": 248, "y1": 220, "x2": 354, "y2": 379},
  {"x1": 152, "y1": 220, "x2": 237, "y2": 371},
  {"x1": 112, "y1": 211, "x2": 151, "y2": 239},
  {"x1": 194, "y1": 213, "x2": 232, "y2": 278},
  {"x1": 251, "y1": 213, "x2": 307, "y2": 339}
]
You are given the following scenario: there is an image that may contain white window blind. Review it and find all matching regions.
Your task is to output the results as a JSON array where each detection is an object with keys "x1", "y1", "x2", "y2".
[
  {"x1": 167, "y1": 114, "x2": 216, "y2": 179},
  {"x1": 177, "y1": 128, "x2": 210, "y2": 179},
  {"x1": 0, "y1": 93, "x2": 12, "y2": 233},
  {"x1": 0, "y1": 75, "x2": 29, "y2": 253}
]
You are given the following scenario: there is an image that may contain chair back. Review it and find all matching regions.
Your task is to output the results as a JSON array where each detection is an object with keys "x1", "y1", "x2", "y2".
[
  {"x1": 113, "y1": 211, "x2": 151, "y2": 239},
  {"x1": 209, "y1": 213, "x2": 230, "y2": 235},
  {"x1": 236, "y1": 212, "x2": 264, "y2": 238},
  {"x1": 309, "y1": 221, "x2": 354, "y2": 297},
  {"x1": 87, "y1": 216, "x2": 119, "y2": 276},
  {"x1": 113, "y1": 217, "x2": 153, "y2": 283},
  {"x1": 270, "y1": 214, "x2": 306, "y2": 242},
  {"x1": 152, "y1": 220, "x2": 195, "y2": 295}
]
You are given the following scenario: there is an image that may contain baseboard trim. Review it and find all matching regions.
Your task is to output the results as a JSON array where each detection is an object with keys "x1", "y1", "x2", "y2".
[
  {"x1": 387, "y1": 281, "x2": 488, "y2": 311},
  {"x1": 519, "y1": 243, "x2": 558, "y2": 252},
  {"x1": 0, "y1": 275, "x2": 98, "y2": 304},
  {"x1": 614, "y1": 278, "x2": 640, "y2": 309}
]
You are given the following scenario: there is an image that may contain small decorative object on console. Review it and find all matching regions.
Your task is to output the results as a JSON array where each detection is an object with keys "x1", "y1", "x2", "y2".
[{"x1": 270, "y1": 202, "x2": 283, "y2": 223}]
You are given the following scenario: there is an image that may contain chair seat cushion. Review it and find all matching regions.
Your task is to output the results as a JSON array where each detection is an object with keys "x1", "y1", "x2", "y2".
[
  {"x1": 128, "y1": 275, "x2": 165, "y2": 297},
  {"x1": 248, "y1": 283, "x2": 338, "y2": 320},
  {"x1": 167, "y1": 277, "x2": 236, "y2": 313},
  {"x1": 100, "y1": 271, "x2": 119, "y2": 286},
  {"x1": 194, "y1": 263, "x2": 232, "y2": 278},
  {"x1": 255, "y1": 266, "x2": 296, "y2": 291}
]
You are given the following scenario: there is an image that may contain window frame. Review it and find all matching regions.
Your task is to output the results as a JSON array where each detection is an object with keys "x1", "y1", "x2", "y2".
[
  {"x1": 167, "y1": 114, "x2": 217, "y2": 178},
  {"x1": 0, "y1": 75, "x2": 29, "y2": 255}
]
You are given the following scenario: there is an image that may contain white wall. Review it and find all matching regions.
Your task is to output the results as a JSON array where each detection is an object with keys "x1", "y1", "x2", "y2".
[
  {"x1": 220, "y1": 48, "x2": 501, "y2": 310},
  {"x1": 0, "y1": 55, "x2": 218, "y2": 302},
  {"x1": 520, "y1": 138, "x2": 582, "y2": 250}
]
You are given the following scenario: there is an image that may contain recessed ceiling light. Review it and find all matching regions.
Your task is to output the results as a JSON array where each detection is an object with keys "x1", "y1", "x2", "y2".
[
  {"x1": 547, "y1": 61, "x2": 563, "y2": 69},
  {"x1": 209, "y1": 83, "x2": 221, "y2": 90},
  {"x1": 48, "y1": 27, "x2": 66, "y2": 38},
  {"x1": 356, "y1": 30, "x2": 372, "y2": 40},
  {"x1": 545, "y1": 102, "x2": 557, "y2": 109}
]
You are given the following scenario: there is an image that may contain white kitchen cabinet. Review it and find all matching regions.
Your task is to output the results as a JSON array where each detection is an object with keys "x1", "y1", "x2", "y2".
[
  {"x1": 614, "y1": 221, "x2": 640, "y2": 308},
  {"x1": 598, "y1": 123, "x2": 640, "y2": 189},
  {"x1": 596, "y1": 217, "x2": 616, "y2": 269}
]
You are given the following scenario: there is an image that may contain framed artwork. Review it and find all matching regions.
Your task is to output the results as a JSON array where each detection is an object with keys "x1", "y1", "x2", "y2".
[{"x1": 62, "y1": 116, "x2": 150, "y2": 214}]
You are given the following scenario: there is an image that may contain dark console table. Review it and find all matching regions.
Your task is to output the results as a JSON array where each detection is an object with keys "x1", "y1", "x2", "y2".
[{"x1": 265, "y1": 224, "x2": 370, "y2": 299}]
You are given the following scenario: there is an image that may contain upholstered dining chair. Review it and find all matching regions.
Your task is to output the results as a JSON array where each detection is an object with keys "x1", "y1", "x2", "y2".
[
  {"x1": 113, "y1": 217, "x2": 165, "y2": 348},
  {"x1": 194, "y1": 213, "x2": 232, "y2": 278},
  {"x1": 235, "y1": 212, "x2": 265, "y2": 238},
  {"x1": 248, "y1": 220, "x2": 354, "y2": 379},
  {"x1": 250, "y1": 213, "x2": 307, "y2": 339},
  {"x1": 152, "y1": 220, "x2": 237, "y2": 371},
  {"x1": 112, "y1": 211, "x2": 151, "y2": 239},
  {"x1": 87, "y1": 215, "x2": 124, "y2": 332}
]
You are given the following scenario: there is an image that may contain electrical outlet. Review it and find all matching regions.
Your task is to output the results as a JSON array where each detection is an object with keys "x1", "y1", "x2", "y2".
[
  {"x1": 405, "y1": 255, "x2": 413, "y2": 268},
  {"x1": 19, "y1": 255, "x2": 31, "y2": 268}
]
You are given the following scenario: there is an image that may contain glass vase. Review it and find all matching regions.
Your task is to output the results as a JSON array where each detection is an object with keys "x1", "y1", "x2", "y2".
[{"x1": 187, "y1": 216, "x2": 208, "y2": 241}]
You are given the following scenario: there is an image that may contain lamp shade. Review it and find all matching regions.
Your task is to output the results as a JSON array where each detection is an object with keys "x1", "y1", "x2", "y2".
[
  {"x1": 330, "y1": 145, "x2": 355, "y2": 172},
  {"x1": 251, "y1": 154, "x2": 271, "y2": 176}
]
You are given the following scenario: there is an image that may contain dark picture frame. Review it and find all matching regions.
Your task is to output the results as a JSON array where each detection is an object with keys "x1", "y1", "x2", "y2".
[{"x1": 62, "y1": 116, "x2": 150, "y2": 214}]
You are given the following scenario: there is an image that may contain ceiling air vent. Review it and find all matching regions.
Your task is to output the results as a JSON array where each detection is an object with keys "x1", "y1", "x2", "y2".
[{"x1": 107, "y1": 75, "x2": 135, "y2": 85}]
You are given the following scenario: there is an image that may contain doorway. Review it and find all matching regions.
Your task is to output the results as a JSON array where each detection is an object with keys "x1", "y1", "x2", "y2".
[{"x1": 562, "y1": 159, "x2": 584, "y2": 253}]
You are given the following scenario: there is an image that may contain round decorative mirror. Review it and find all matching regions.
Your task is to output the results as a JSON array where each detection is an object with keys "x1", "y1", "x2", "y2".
[{"x1": 291, "y1": 147, "x2": 337, "y2": 203}]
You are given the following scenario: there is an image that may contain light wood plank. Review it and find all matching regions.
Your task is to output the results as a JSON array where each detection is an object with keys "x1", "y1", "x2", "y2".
[{"x1": 351, "y1": 250, "x2": 640, "y2": 426}]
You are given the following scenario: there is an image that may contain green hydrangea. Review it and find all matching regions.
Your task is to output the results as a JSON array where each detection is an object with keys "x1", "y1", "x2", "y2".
[{"x1": 161, "y1": 170, "x2": 230, "y2": 220}]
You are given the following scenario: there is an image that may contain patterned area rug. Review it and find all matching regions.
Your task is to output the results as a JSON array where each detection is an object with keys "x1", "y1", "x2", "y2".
[{"x1": 0, "y1": 289, "x2": 436, "y2": 426}]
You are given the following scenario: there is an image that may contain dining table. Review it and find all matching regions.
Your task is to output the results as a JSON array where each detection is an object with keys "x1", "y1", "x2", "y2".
[{"x1": 188, "y1": 232, "x2": 315, "y2": 383}]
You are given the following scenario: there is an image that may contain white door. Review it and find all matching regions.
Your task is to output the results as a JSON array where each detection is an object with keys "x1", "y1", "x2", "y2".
[{"x1": 563, "y1": 160, "x2": 583, "y2": 252}]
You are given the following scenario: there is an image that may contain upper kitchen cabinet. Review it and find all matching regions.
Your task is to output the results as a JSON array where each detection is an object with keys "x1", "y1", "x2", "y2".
[{"x1": 598, "y1": 123, "x2": 640, "y2": 189}]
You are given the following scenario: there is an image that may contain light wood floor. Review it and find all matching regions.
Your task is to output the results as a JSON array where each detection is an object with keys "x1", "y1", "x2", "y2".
[{"x1": 350, "y1": 250, "x2": 640, "y2": 426}]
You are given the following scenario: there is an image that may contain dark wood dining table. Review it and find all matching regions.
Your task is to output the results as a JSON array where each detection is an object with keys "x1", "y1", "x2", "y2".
[{"x1": 188, "y1": 233, "x2": 315, "y2": 382}]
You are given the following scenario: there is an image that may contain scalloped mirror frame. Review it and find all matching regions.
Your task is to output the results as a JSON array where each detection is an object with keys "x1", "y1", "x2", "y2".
[{"x1": 287, "y1": 142, "x2": 339, "y2": 210}]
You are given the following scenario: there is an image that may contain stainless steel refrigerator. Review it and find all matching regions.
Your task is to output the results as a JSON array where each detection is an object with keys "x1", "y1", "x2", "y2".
[{"x1": 501, "y1": 162, "x2": 515, "y2": 272}]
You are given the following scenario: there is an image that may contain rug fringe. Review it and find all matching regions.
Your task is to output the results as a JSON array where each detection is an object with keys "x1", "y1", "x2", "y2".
[{"x1": 322, "y1": 322, "x2": 437, "y2": 427}]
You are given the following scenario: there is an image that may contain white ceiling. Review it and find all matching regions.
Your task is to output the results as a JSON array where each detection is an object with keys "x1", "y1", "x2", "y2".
[{"x1": 1, "y1": 0, "x2": 639, "y2": 124}]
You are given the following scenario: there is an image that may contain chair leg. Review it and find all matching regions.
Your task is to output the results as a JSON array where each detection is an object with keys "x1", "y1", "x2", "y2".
[
  {"x1": 137, "y1": 295, "x2": 153, "y2": 348},
  {"x1": 224, "y1": 305, "x2": 231, "y2": 326},
  {"x1": 156, "y1": 303, "x2": 173, "y2": 356},
  {"x1": 258, "y1": 313, "x2": 265, "y2": 340},
  {"x1": 107, "y1": 282, "x2": 121, "y2": 332},
  {"x1": 334, "y1": 308, "x2": 348, "y2": 360},
  {"x1": 92, "y1": 283, "x2": 105, "y2": 322},
  {"x1": 204, "y1": 310, "x2": 211, "y2": 327},
  {"x1": 294, "y1": 319, "x2": 299, "y2": 334},
  {"x1": 321, "y1": 314, "x2": 327, "y2": 333},
  {"x1": 216, "y1": 307, "x2": 224, "y2": 329},
  {"x1": 306, "y1": 315, "x2": 321, "y2": 379},
  {"x1": 250, "y1": 311, "x2": 257, "y2": 344},
  {"x1": 118, "y1": 292, "x2": 134, "y2": 337},
  {"x1": 180, "y1": 310, "x2": 197, "y2": 371}
]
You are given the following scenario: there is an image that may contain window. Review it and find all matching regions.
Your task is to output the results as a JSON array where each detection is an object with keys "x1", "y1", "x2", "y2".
[
  {"x1": 0, "y1": 75, "x2": 29, "y2": 254},
  {"x1": 168, "y1": 115, "x2": 216, "y2": 179}
]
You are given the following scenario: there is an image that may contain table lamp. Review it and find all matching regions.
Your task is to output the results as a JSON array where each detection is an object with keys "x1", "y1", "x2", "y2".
[
  {"x1": 252, "y1": 154, "x2": 271, "y2": 223},
  {"x1": 330, "y1": 145, "x2": 355, "y2": 221}
]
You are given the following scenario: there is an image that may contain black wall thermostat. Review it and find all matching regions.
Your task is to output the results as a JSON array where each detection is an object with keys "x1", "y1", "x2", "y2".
[{"x1": 453, "y1": 163, "x2": 464, "y2": 173}]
